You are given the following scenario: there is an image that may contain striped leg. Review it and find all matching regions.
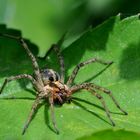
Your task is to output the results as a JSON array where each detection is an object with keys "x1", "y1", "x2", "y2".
[
  {"x1": 22, "y1": 97, "x2": 42, "y2": 135},
  {"x1": 40, "y1": 34, "x2": 66, "y2": 83},
  {"x1": 49, "y1": 96, "x2": 59, "y2": 134},
  {"x1": 0, "y1": 74, "x2": 36, "y2": 94},
  {"x1": 92, "y1": 90, "x2": 115, "y2": 126},
  {"x1": 52, "y1": 44, "x2": 65, "y2": 83},
  {"x1": 0, "y1": 34, "x2": 43, "y2": 85},
  {"x1": 66, "y1": 58, "x2": 113, "y2": 86},
  {"x1": 70, "y1": 83, "x2": 127, "y2": 115},
  {"x1": 69, "y1": 84, "x2": 115, "y2": 126},
  {"x1": 54, "y1": 32, "x2": 66, "y2": 83},
  {"x1": 88, "y1": 83, "x2": 128, "y2": 115}
]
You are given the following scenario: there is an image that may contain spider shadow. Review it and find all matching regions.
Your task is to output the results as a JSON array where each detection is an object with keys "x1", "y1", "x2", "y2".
[
  {"x1": 0, "y1": 95, "x2": 57, "y2": 134},
  {"x1": 83, "y1": 62, "x2": 113, "y2": 83},
  {"x1": 72, "y1": 97, "x2": 125, "y2": 115},
  {"x1": 72, "y1": 97, "x2": 125, "y2": 123},
  {"x1": 44, "y1": 102, "x2": 59, "y2": 134},
  {"x1": 19, "y1": 81, "x2": 39, "y2": 97},
  {"x1": 71, "y1": 99, "x2": 111, "y2": 126},
  {"x1": 43, "y1": 97, "x2": 114, "y2": 133},
  {"x1": 0, "y1": 24, "x2": 43, "y2": 95},
  {"x1": 0, "y1": 95, "x2": 45, "y2": 134},
  {"x1": 0, "y1": 95, "x2": 123, "y2": 133},
  {"x1": 0, "y1": 96, "x2": 35, "y2": 100},
  {"x1": 40, "y1": 17, "x2": 116, "y2": 82},
  {"x1": 23, "y1": 100, "x2": 45, "y2": 133},
  {"x1": 62, "y1": 17, "x2": 116, "y2": 81},
  {"x1": 44, "y1": 103, "x2": 53, "y2": 133}
]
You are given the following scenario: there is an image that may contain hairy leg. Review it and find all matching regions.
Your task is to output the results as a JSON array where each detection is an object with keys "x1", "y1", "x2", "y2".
[
  {"x1": 55, "y1": 94, "x2": 63, "y2": 104},
  {"x1": 69, "y1": 84, "x2": 115, "y2": 126},
  {"x1": 67, "y1": 58, "x2": 113, "y2": 86},
  {"x1": 70, "y1": 83, "x2": 127, "y2": 115},
  {"x1": 92, "y1": 90, "x2": 115, "y2": 126},
  {"x1": 88, "y1": 83, "x2": 128, "y2": 115},
  {"x1": 0, "y1": 74, "x2": 37, "y2": 94},
  {"x1": 52, "y1": 44, "x2": 65, "y2": 82},
  {"x1": 22, "y1": 97, "x2": 42, "y2": 135},
  {"x1": 49, "y1": 96, "x2": 59, "y2": 134},
  {"x1": 0, "y1": 34, "x2": 43, "y2": 85},
  {"x1": 40, "y1": 34, "x2": 66, "y2": 83}
]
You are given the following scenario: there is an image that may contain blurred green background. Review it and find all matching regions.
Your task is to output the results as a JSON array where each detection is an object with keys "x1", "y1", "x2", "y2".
[
  {"x1": 0, "y1": 0, "x2": 140, "y2": 56},
  {"x1": 0, "y1": 1, "x2": 140, "y2": 140}
]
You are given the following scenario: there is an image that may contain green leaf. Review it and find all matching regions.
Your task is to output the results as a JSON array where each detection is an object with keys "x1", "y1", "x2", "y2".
[
  {"x1": 2, "y1": 0, "x2": 137, "y2": 56},
  {"x1": 77, "y1": 130, "x2": 140, "y2": 140},
  {"x1": 0, "y1": 0, "x2": 95, "y2": 56},
  {"x1": 0, "y1": 0, "x2": 75, "y2": 56},
  {"x1": 0, "y1": 15, "x2": 140, "y2": 140}
]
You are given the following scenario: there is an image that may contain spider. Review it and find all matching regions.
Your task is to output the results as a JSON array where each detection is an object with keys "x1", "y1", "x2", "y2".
[{"x1": 0, "y1": 33, "x2": 127, "y2": 135}]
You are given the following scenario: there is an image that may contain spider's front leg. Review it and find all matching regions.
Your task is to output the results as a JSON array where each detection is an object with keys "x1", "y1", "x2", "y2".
[
  {"x1": 0, "y1": 74, "x2": 37, "y2": 94},
  {"x1": 0, "y1": 33, "x2": 43, "y2": 86},
  {"x1": 67, "y1": 58, "x2": 113, "y2": 86},
  {"x1": 22, "y1": 96, "x2": 43, "y2": 135}
]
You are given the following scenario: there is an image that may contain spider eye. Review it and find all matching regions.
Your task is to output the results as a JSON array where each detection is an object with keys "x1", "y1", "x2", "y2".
[{"x1": 49, "y1": 76, "x2": 54, "y2": 82}]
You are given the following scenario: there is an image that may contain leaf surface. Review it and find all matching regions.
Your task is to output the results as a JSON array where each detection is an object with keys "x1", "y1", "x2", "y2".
[{"x1": 0, "y1": 15, "x2": 140, "y2": 140}]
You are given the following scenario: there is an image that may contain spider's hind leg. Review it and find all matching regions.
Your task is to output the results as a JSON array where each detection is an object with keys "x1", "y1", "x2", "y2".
[
  {"x1": 92, "y1": 84, "x2": 128, "y2": 115},
  {"x1": 70, "y1": 84, "x2": 115, "y2": 126},
  {"x1": 0, "y1": 34, "x2": 43, "y2": 85},
  {"x1": 92, "y1": 90, "x2": 115, "y2": 126}
]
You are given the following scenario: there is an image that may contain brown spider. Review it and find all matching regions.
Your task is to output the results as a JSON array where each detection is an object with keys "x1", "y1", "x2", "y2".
[{"x1": 0, "y1": 33, "x2": 127, "y2": 135}]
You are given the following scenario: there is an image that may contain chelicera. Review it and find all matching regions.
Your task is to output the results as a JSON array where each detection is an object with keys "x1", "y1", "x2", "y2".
[{"x1": 0, "y1": 33, "x2": 127, "y2": 135}]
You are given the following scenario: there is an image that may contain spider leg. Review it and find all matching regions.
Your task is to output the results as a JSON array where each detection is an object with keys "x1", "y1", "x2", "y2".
[
  {"x1": 55, "y1": 94, "x2": 63, "y2": 104},
  {"x1": 0, "y1": 74, "x2": 37, "y2": 94},
  {"x1": 49, "y1": 96, "x2": 59, "y2": 134},
  {"x1": 67, "y1": 58, "x2": 113, "y2": 86},
  {"x1": 69, "y1": 84, "x2": 115, "y2": 126},
  {"x1": 0, "y1": 34, "x2": 43, "y2": 85},
  {"x1": 70, "y1": 83, "x2": 127, "y2": 115},
  {"x1": 89, "y1": 83, "x2": 128, "y2": 115},
  {"x1": 54, "y1": 32, "x2": 66, "y2": 83},
  {"x1": 92, "y1": 90, "x2": 115, "y2": 126},
  {"x1": 53, "y1": 44, "x2": 65, "y2": 83},
  {"x1": 22, "y1": 97, "x2": 42, "y2": 135},
  {"x1": 40, "y1": 33, "x2": 66, "y2": 83}
]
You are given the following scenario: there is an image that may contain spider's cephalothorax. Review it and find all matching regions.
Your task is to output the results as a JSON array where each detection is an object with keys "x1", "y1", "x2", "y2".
[
  {"x1": 0, "y1": 33, "x2": 128, "y2": 135},
  {"x1": 40, "y1": 68, "x2": 69, "y2": 104}
]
